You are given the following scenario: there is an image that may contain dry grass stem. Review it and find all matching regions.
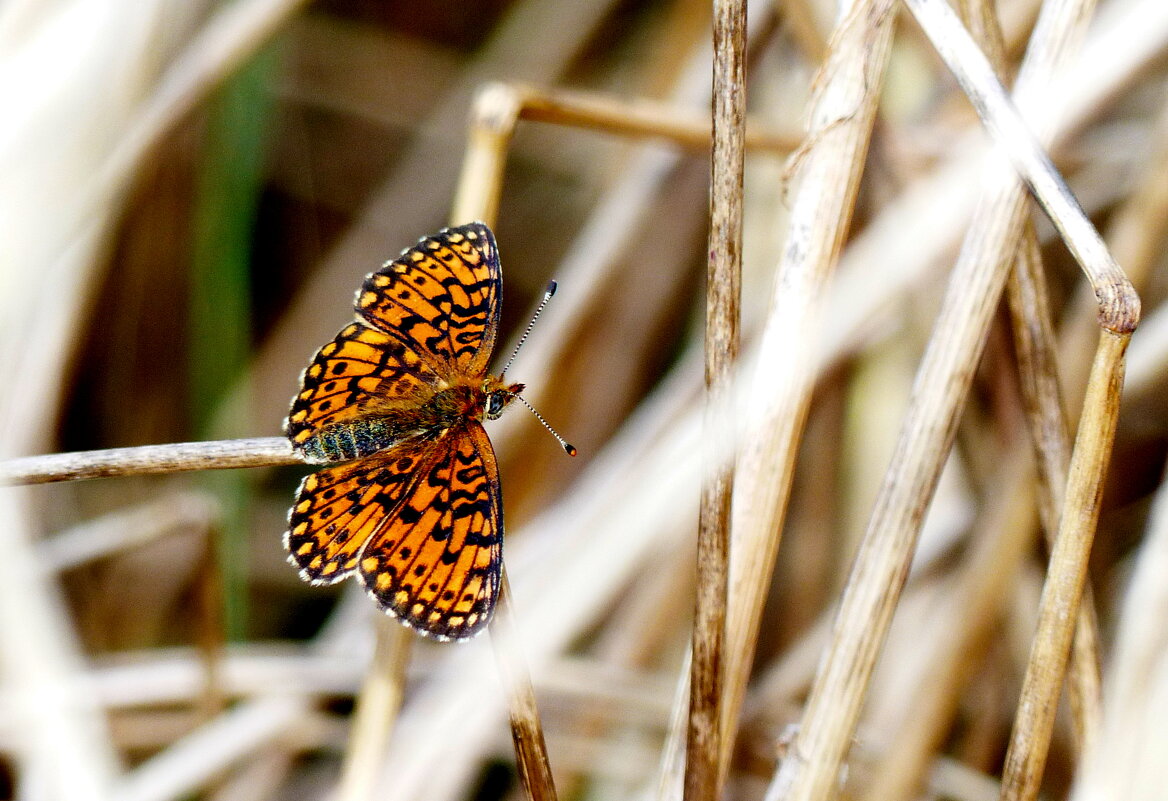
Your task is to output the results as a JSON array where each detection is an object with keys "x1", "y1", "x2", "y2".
[
  {"x1": 723, "y1": 0, "x2": 898, "y2": 787},
  {"x1": 492, "y1": 570, "x2": 559, "y2": 801},
  {"x1": 453, "y1": 80, "x2": 795, "y2": 229},
  {"x1": 959, "y1": 0, "x2": 1102, "y2": 754},
  {"x1": 686, "y1": 1, "x2": 746, "y2": 799},
  {"x1": 0, "y1": 438, "x2": 297, "y2": 485},
  {"x1": 999, "y1": 331, "x2": 1130, "y2": 801},
  {"x1": 1007, "y1": 241, "x2": 1105, "y2": 751},
  {"x1": 337, "y1": 620, "x2": 412, "y2": 801},
  {"x1": 768, "y1": 0, "x2": 1111, "y2": 798},
  {"x1": 866, "y1": 453, "x2": 1038, "y2": 801},
  {"x1": 508, "y1": 82, "x2": 796, "y2": 153},
  {"x1": 904, "y1": 0, "x2": 1139, "y2": 334}
]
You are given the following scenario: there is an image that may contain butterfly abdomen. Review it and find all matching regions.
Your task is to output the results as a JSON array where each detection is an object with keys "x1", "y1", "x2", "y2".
[
  {"x1": 299, "y1": 383, "x2": 501, "y2": 464},
  {"x1": 299, "y1": 416, "x2": 419, "y2": 464}
]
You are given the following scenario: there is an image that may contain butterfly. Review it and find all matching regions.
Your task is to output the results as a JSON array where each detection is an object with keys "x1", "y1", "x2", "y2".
[{"x1": 283, "y1": 222, "x2": 562, "y2": 641}]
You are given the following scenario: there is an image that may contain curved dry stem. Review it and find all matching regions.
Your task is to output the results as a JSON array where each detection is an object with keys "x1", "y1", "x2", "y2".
[
  {"x1": 767, "y1": 1, "x2": 1119, "y2": 798},
  {"x1": 904, "y1": 0, "x2": 1140, "y2": 334},
  {"x1": 722, "y1": 0, "x2": 898, "y2": 789}
]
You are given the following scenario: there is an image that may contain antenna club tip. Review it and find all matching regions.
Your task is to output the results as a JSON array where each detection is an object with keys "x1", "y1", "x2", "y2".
[
  {"x1": 563, "y1": 443, "x2": 578, "y2": 457},
  {"x1": 545, "y1": 280, "x2": 558, "y2": 296}
]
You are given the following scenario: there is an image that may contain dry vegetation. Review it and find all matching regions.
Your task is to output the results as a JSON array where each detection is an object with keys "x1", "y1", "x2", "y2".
[{"x1": 2, "y1": 0, "x2": 1168, "y2": 800}]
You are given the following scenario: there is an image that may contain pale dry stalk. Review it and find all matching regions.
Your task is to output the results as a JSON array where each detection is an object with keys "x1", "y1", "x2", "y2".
[
  {"x1": 721, "y1": 0, "x2": 898, "y2": 784},
  {"x1": 492, "y1": 571, "x2": 559, "y2": 801},
  {"x1": 336, "y1": 620, "x2": 412, "y2": 801},
  {"x1": 999, "y1": 331, "x2": 1130, "y2": 801},
  {"x1": 959, "y1": 0, "x2": 1102, "y2": 752},
  {"x1": 0, "y1": 438, "x2": 296, "y2": 485},
  {"x1": 906, "y1": 1, "x2": 1140, "y2": 796},
  {"x1": 686, "y1": 0, "x2": 745, "y2": 799},
  {"x1": 767, "y1": 0, "x2": 1115, "y2": 797},
  {"x1": 865, "y1": 453, "x2": 1039, "y2": 801}
]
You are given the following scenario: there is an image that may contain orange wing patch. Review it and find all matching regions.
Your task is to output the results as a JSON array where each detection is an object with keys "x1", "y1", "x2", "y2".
[
  {"x1": 285, "y1": 442, "x2": 436, "y2": 584},
  {"x1": 284, "y1": 323, "x2": 438, "y2": 451},
  {"x1": 358, "y1": 422, "x2": 502, "y2": 641},
  {"x1": 356, "y1": 222, "x2": 501, "y2": 376}
]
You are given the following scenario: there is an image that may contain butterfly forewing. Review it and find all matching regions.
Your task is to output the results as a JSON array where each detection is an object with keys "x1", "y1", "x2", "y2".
[
  {"x1": 355, "y1": 222, "x2": 501, "y2": 377},
  {"x1": 284, "y1": 323, "x2": 439, "y2": 452}
]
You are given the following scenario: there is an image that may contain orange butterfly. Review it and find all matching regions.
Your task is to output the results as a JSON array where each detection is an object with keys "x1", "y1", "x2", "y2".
[{"x1": 283, "y1": 222, "x2": 568, "y2": 640}]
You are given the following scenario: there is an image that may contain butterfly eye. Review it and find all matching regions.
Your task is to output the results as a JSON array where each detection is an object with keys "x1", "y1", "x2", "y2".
[{"x1": 485, "y1": 390, "x2": 511, "y2": 420}]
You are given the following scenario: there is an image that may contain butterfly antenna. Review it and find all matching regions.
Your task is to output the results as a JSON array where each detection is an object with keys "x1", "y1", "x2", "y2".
[
  {"x1": 512, "y1": 392, "x2": 577, "y2": 456},
  {"x1": 500, "y1": 280, "x2": 557, "y2": 377}
]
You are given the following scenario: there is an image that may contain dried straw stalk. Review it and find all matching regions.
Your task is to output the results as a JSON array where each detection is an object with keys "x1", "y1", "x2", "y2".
[
  {"x1": 999, "y1": 330, "x2": 1130, "y2": 801},
  {"x1": 723, "y1": 0, "x2": 898, "y2": 789},
  {"x1": 686, "y1": 0, "x2": 745, "y2": 799},
  {"x1": 905, "y1": 2, "x2": 1138, "y2": 798},
  {"x1": 0, "y1": 438, "x2": 296, "y2": 485},
  {"x1": 336, "y1": 621, "x2": 412, "y2": 801},
  {"x1": 768, "y1": 0, "x2": 1135, "y2": 797},
  {"x1": 962, "y1": 0, "x2": 1103, "y2": 754}
]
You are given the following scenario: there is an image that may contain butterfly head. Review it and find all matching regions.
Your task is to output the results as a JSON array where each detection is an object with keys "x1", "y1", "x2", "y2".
[{"x1": 484, "y1": 380, "x2": 525, "y2": 420}]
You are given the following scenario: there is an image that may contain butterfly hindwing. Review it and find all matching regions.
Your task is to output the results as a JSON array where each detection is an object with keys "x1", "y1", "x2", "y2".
[
  {"x1": 357, "y1": 422, "x2": 502, "y2": 641},
  {"x1": 285, "y1": 441, "x2": 436, "y2": 584},
  {"x1": 355, "y1": 222, "x2": 501, "y2": 378}
]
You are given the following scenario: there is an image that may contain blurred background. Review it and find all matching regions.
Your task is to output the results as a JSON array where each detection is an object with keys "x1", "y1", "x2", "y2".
[{"x1": 2, "y1": 0, "x2": 1168, "y2": 799}]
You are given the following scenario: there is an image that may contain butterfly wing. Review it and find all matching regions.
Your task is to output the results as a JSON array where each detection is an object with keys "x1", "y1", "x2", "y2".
[
  {"x1": 285, "y1": 223, "x2": 502, "y2": 458},
  {"x1": 284, "y1": 322, "x2": 440, "y2": 457},
  {"x1": 285, "y1": 439, "x2": 436, "y2": 584},
  {"x1": 354, "y1": 222, "x2": 502, "y2": 378},
  {"x1": 358, "y1": 421, "x2": 502, "y2": 640}
]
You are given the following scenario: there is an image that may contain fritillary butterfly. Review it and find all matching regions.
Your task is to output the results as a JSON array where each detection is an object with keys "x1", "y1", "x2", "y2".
[{"x1": 283, "y1": 222, "x2": 532, "y2": 641}]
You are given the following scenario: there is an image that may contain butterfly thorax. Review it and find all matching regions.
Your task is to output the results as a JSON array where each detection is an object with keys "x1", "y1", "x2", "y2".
[{"x1": 297, "y1": 376, "x2": 523, "y2": 464}]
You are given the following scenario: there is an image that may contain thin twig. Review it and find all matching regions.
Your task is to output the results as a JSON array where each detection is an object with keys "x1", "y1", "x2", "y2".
[
  {"x1": 725, "y1": 0, "x2": 898, "y2": 789},
  {"x1": 337, "y1": 619, "x2": 412, "y2": 801},
  {"x1": 686, "y1": 0, "x2": 744, "y2": 799},
  {"x1": 999, "y1": 330, "x2": 1130, "y2": 801},
  {"x1": 492, "y1": 568, "x2": 558, "y2": 801},
  {"x1": 0, "y1": 438, "x2": 298, "y2": 485}
]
